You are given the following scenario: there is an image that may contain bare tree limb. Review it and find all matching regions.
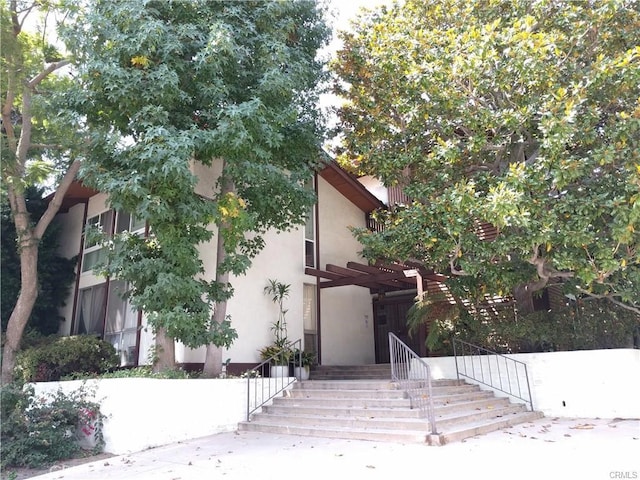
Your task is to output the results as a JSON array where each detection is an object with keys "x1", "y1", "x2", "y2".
[{"x1": 576, "y1": 287, "x2": 640, "y2": 316}]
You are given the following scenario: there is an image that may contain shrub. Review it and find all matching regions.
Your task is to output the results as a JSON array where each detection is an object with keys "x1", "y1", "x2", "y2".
[
  {"x1": 62, "y1": 365, "x2": 197, "y2": 380},
  {"x1": 16, "y1": 335, "x2": 119, "y2": 382},
  {"x1": 0, "y1": 382, "x2": 104, "y2": 470}
]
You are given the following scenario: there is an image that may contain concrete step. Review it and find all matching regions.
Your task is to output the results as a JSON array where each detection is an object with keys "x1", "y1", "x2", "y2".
[
  {"x1": 238, "y1": 421, "x2": 432, "y2": 444},
  {"x1": 243, "y1": 364, "x2": 543, "y2": 446},
  {"x1": 293, "y1": 379, "x2": 467, "y2": 390},
  {"x1": 293, "y1": 380, "x2": 397, "y2": 390},
  {"x1": 272, "y1": 395, "x2": 412, "y2": 409},
  {"x1": 310, "y1": 365, "x2": 392, "y2": 380},
  {"x1": 263, "y1": 396, "x2": 512, "y2": 419},
  {"x1": 434, "y1": 410, "x2": 544, "y2": 445},
  {"x1": 288, "y1": 384, "x2": 479, "y2": 400},
  {"x1": 262, "y1": 404, "x2": 423, "y2": 419},
  {"x1": 310, "y1": 373, "x2": 392, "y2": 380},
  {"x1": 245, "y1": 403, "x2": 528, "y2": 433}
]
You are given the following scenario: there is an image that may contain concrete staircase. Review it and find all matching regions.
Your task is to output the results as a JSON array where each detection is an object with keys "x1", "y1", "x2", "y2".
[{"x1": 238, "y1": 365, "x2": 543, "y2": 445}]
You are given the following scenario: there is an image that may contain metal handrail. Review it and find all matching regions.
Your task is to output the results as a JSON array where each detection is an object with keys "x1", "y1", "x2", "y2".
[
  {"x1": 246, "y1": 339, "x2": 302, "y2": 421},
  {"x1": 453, "y1": 338, "x2": 534, "y2": 411},
  {"x1": 388, "y1": 333, "x2": 438, "y2": 434}
]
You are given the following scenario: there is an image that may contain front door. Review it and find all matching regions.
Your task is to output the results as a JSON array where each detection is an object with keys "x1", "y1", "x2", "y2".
[{"x1": 373, "y1": 294, "x2": 425, "y2": 363}]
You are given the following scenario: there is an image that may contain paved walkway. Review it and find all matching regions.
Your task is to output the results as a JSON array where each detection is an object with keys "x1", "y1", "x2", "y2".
[{"x1": 30, "y1": 417, "x2": 639, "y2": 480}]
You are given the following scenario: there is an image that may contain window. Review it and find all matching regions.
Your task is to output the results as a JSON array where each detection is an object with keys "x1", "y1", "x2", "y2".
[
  {"x1": 81, "y1": 210, "x2": 145, "y2": 273},
  {"x1": 75, "y1": 284, "x2": 107, "y2": 335},
  {"x1": 81, "y1": 211, "x2": 113, "y2": 273},
  {"x1": 303, "y1": 283, "x2": 317, "y2": 355},
  {"x1": 304, "y1": 180, "x2": 316, "y2": 268},
  {"x1": 115, "y1": 211, "x2": 145, "y2": 234},
  {"x1": 103, "y1": 280, "x2": 139, "y2": 366}
]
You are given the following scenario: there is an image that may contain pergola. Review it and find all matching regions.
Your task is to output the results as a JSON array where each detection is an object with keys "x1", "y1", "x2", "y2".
[{"x1": 304, "y1": 260, "x2": 450, "y2": 297}]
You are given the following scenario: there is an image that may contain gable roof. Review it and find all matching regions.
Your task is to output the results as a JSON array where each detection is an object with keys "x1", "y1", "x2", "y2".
[
  {"x1": 45, "y1": 181, "x2": 98, "y2": 213},
  {"x1": 319, "y1": 160, "x2": 385, "y2": 213}
]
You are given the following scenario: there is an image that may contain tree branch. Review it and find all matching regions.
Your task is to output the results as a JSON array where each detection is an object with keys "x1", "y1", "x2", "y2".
[
  {"x1": 576, "y1": 287, "x2": 640, "y2": 316},
  {"x1": 529, "y1": 246, "x2": 574, "y2": 280},
  {"x1": 27, "y1": 60, "x2": 71, "y2": 89},
  {"x1": 34, "y1": 159, "x2": 82, "y2": 240},
  {"x1": 449, "y1": 244, "x2": 469, "y2": 276},
  {"x1": 30, "y1": 143, "x2": 65, "y2": 150}
]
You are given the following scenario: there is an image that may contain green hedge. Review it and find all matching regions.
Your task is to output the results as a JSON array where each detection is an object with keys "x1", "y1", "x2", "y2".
[
  {"x1": 1, "y1": 382, "x2": 104, "y2": 469},
  {"x1": 16, "y1": 335, "x2": 119, "y2": 382}
]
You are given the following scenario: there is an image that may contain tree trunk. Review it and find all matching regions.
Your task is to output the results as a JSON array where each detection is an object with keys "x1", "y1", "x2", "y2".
[
  {"x1": 202, "y1": 172, "x2": 234, "y2": 378},
  {"x1": 152, "y1": 326, "x2": 175, "y2": 373},
  {"x1": 201, "y1": 230, "x2": 229, "y2": 377},
  {"x1": 1, "y1": 237, "x2": 39, "y2": 385}
]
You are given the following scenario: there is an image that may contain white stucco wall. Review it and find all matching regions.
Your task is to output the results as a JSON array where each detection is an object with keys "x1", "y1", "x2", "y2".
[
  {"x1": 357, "y1": 175, "x2": 388, "y2": 205},
  {"x1": 423, "y1": 348, "x2": 640, "y2": 418},
  {"x1": 53, "y1": 165, "x2": 377, "y2": 368},
  {"x1": 316, "y1": 176, "x2": 375, "y2": 365},
  {"x1": 31, "y1": 349, "x2": 638, "y2": 454},
  {"x1": 54, "y1": 202, "x2": 85, "y2": 337},
  {"x1": 183, "y1": 225, "x2": 306, "y2": 365},
  {"x1": 32, "y1": 378, "x2": 249, "y2": 455}
]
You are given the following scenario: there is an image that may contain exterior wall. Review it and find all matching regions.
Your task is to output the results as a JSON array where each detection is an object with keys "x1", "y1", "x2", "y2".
[
  {"x1": 177, "y1": 225, "x2": 306, "y2": 364},
  {"x1": 423, "y1": 348, "x2": 640, "y2": 418},
  {"x1": 33, "y1": 378, "x2": 249, "y2": 454},
  {"x1": 31, "y1": 349, "x2": 638, "y2": 453},
  {"x1": 54, "y1": 202, "x2": 86, "y2": 336},
  {"x1": 358, "y1": 175, "x2": 388, "y2": 205},
  {"x1": 54, "y1": 164, "x2": 375, "y2": 368},
  {"x1": 316, "y1": 176, "x2": 375, "y2": 365}
]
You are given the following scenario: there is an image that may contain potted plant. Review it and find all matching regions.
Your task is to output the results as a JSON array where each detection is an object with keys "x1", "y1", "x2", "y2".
[
  {"x1": 260, "y1": 279, "x2": 292, "y2": 377},
  {"x1": 291, "y1": 349, "x2": 315, "y2": 380}
]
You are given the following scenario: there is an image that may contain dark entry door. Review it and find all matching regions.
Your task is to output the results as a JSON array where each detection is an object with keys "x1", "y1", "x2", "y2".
[{"x1": 373, "y1": 294, "x2": 425, "y2": 363}]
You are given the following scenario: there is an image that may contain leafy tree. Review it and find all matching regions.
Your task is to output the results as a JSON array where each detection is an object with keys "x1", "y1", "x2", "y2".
[
  {"x1": 333, "y1": 0, "x2": 640, "y2": 316},
  {"x1": 1, "y1": 1, "x2": 85, "y2": 384},
  {"x1": 1, "y1": 187, "x2": 76, "y2": 336},
  {"x1": 62, "y1": 0, "x2": 330, "y2": 374}
]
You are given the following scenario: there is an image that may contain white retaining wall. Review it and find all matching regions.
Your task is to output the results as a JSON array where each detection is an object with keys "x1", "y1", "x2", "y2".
[
  {"x1": 32, "y1": 349, "x2": 639, "y2": 454},
  {"x1": 33, "y1": 378, "x2": 250, "y2": 455},
  {"x1": 423, "y1": 348, "x2": 640, "y2": 418}
]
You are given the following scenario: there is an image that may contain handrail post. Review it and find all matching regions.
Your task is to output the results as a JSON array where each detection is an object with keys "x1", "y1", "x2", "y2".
[
  {"x1": 524, "y1": 364, "x2": 534, "y2": 412},
  {"x1": 452, "y1": 338, "x2": 534, "y2": 412},
  {"x1": 388, "y1": 332, "x2": 438, "y2": 435},
  {"x1": 453, "y1": 338, "x2": 460, "y2": 380},
  {"x1": 245, "y1": 338, "x2": 302, "y2": 421}
]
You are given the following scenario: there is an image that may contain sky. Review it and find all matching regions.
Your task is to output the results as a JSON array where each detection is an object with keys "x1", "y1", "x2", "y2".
[{"x1": 321, "y1": 0, "x2": 395, "y2": 145}]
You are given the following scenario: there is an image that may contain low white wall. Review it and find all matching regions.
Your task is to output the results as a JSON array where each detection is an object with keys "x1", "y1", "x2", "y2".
[
  {"x1": 33, "y1": 378, "x2": 249, "y2": 455},
  {"x1": 422, "y1": 348, "x2": 640, "y2": 418}
]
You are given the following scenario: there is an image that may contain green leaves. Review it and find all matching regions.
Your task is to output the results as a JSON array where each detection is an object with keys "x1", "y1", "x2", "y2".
[
  {"x1": 335, "y1": 0, "x2": 640, "y2": 312},
  {"x1": 64, "y1": 0, "x2": 330, "y2": 347}
]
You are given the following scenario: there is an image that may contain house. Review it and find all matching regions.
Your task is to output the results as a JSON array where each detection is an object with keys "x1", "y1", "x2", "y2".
[{"x1": 53, "y1": 159, "x2": 436, "y2": 371}]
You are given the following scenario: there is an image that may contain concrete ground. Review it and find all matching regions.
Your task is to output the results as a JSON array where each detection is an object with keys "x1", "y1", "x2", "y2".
[{"x1": 28, "y1": 417, "x2": 639, "y2": 480}]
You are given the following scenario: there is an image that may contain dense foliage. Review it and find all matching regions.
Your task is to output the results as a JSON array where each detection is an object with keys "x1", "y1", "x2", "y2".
[
  {"x1": 1, "y1": 382, "x2": 104, "y2": 469},
  {"x1": 418, "y1": 299, "x2": 639, "y2": 355},
  {"x1": 334, "y1": 0, "x2": 640, "y2": 315},
  {"x1": 59, "y1": 0, "x2": 330, "y2": 355},
  {"x1": 15, "y1": 335, "x2": 119, "y2": 383},
  {"x1": 1, "y1": 0, "x2": 85, "y2": 383},
  {"x1": 1, "y1": 187, "x2": 76, "y2": 336}
]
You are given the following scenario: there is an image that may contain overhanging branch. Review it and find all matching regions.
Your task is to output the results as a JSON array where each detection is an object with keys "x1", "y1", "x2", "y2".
[{"x1": 576, "y1": 288, "x2": 640, "y2": 316}]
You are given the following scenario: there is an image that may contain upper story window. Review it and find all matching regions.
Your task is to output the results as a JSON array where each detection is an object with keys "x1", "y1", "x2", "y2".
[
  {"x1": 304, "y1": 179, "x2": 316, "y2": 268},
  {"x1": 81, "y1": 210, "x2": 145, "y2": 273},
  {"x1": 82, "y1": 210, "x2": 113, "y2": 273}
]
